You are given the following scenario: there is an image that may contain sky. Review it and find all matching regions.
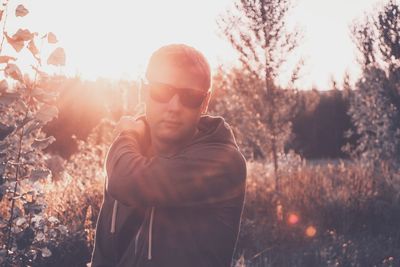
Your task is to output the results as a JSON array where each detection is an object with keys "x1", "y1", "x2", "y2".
[{"x1": 3, "y1": 0, "x2": 386, "y2": 90}]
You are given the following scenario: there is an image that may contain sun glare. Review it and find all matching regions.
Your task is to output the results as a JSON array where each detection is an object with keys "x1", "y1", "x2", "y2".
[{"x1": 5, "y1": 0, "x2": 386, "y2": 89}]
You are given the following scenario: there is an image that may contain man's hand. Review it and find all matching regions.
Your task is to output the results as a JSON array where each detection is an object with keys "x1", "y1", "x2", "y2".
[{"x1": 113, "y1": 116, "x2": 146, "y2": 140}]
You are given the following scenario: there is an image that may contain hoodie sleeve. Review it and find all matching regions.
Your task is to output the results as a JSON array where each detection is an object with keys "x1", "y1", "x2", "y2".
[{"x1": 106, "y1": 130, "x2": 246, "y2": 207}]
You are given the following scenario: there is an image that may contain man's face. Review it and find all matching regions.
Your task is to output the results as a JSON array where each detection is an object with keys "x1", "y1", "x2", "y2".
[{"x1": 145, "y1": 64, "x2": 210, "y2": 145}]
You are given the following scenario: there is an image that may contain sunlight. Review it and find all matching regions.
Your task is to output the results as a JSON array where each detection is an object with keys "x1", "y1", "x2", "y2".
[
  {"x1": 285, "y1": 0, "x2": 385, "y2": 89},
  {"x1": 4, "y1": 0, "x2": 386, "y2": 88},
  {"x1": 16, "y1": 0, "x2": 233, "y2": 81}
]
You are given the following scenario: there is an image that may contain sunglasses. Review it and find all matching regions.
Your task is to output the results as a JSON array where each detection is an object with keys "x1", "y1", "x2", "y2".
[{"x1": 143, "y1": 81, "x2": 209, "y2": 109}]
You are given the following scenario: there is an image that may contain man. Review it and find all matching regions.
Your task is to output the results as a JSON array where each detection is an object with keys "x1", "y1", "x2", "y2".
[{"x1": 91, "y1": 44, "x2": 247, "y2": 267}]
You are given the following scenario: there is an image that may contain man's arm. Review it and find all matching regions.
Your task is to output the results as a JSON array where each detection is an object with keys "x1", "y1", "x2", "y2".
[{"x1": 105, "y1": 130, "x2": 246, "y2": 207}]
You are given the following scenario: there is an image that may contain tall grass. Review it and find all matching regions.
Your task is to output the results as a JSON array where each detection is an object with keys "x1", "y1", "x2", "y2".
[
  {"x1": 236, "y1": 156, "x2": 400, "y2": 267},
  {"x1": 2, "y1": 140, "x2": 399, "y2": 266}
]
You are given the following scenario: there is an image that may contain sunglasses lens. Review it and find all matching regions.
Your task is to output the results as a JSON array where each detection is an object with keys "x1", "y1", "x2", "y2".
[
  {"x1": 148, "y1": 83, "x2": 174, "y2": 103},
  {"x1": 146, "y1": 82, "x2": 206, "y2": 108},
  {"x1": 180, "y1": 90, "x2": 205, "y2": 108}
]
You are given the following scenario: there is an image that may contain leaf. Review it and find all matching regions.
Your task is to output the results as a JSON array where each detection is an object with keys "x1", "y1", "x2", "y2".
[
  {"x1": 30, "y1": 168, "x2": 50, "y2": 181},
  {"x1": 31, "y1": 136, "x2": 55, "y2": 150},
  {"x1": 15, "y1": 217, "x2": 26, "y2": 226},
  {"x1": 47, "y1": 32, "x2": 58, "y2": 43},
  {"x1": 16, "y1": 227, "x2": 34, "y2": 250},
  {"x1": 41, "y1": 247, "x2": 52, "y2": 258},
  {"x1": 13, "y1": 29, "x2": 34, "y2": 41},
  {"x1": 0, "y1": 218, "x2": 7, "y2": 228},
  {"x1": 0, "y1": 160, "x2": 5, "y2": 172},
  {"x1": 23, "y1": 202, "x2": 43, "y2": 215},
  {"x1": 48, "y1": 216, "x2": 59, "y2": 224},
  {"x1": 0, "y1": 186, "x2": 4, "y2": 202},
  {"x1": 13, "y1": 116, "x2": 32, "y2": 135},
  {"x1": 15, "y1": 4, "x2": 29, "y2": 17},
  {"x1": 13, "y1": 206, "x2": 23, "y2": 218},
  {"x1": 0, "y1": 56, "x2": 17, "y2": 64},
  {"x1": 27, "y1": 40, "x2": 39, "y2": 56},
  {"x1": 15, "y1": 99, "x2": 28, "y2": 113},
  {"x1": 4, "y1": 63, "x2": 23, "y2": 82},
  {"x1": 0, "y1": 92, "x2": 20, "y2": 105},
  {"x1": 35, "y1": 231, "x2": 45, "y2": 241},
  {"x1": 0, "y1": 141, "x2": 7, "y2": 152},
  {"x1": 0, "y1": 80, "x2": 7, "y2": 93},
  {"x1": 47, "y1": 47, "x2": 65, "y2": 66},
  {"x1": 0, "y1": 122, "x2": 15, "y2": 141},
  {"x1": 5, "y1": 29, "x2": 33, "y2": 52},
  {"x1": 31, "y1": 215, "x2": 45, "y2": 229},
  {"x1": 23, "y1": 120, "x2": 43, "y2": 137},
  {"x1": 32, "y1": 87, "x2": 58, "y2": 104},
  {"x1": 57, "y1": 225, "x2": 68, "y2": 235},
  {"x1": 5, "y1": 32, "x2": 24, "y2": 52},
  {"x1": 35, "y1": 104, "x2": 58, "y2": 123}
]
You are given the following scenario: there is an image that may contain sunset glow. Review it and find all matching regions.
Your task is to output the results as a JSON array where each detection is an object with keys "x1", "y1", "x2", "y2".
[{"x1": 5, "y1": 0, "x2": 385, "y2": 89}]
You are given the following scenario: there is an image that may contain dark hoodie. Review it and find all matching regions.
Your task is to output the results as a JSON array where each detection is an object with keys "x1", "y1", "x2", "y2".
[{"x1": 91, "y1": 115, "x2": 247, "y2": 267}]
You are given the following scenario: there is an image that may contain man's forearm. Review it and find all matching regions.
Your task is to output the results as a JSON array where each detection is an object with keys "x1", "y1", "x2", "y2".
[{"x1": 106, "y1": 132, "x2": 246, "y2": 207}]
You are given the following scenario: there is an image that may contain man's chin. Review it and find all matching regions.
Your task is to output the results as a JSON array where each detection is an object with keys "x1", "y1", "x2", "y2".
[{"x1": 157, "y1": 131, "x2": 184, "y2": 144}]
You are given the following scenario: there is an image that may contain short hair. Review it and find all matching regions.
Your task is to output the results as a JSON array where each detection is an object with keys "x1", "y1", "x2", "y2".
[{"x1": 145, "y1": 44, "x2": 211, "y2": 91}]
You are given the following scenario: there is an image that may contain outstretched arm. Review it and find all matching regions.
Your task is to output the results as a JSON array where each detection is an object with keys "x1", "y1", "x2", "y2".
[{"x1": 106, "y1": 128, "x2": 246, "y2": 207}]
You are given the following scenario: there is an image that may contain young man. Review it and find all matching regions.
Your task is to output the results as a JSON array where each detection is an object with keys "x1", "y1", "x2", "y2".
[{"x1": 91, "y1": 44, "x2": 247, "y2": 267}]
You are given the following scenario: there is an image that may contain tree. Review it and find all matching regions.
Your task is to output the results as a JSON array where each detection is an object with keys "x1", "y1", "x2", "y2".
[
  {"x1": 350, "y1": 1, "x2": 400, "y2": 175},
  {"x1": 0, "y1": 1, "x2": 68, "y2": 265},
  {"x1": 217, "y1": 0, "x2": 301, "y2": 191}
]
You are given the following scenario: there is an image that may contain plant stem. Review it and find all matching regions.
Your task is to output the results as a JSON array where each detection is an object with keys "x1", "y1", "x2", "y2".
[
  {"x1": 5, "y1": 103, "x2": 29, "y2": 260},
  {"x1": 0, "y1": 0, "x2": 9, "y2": 56}
]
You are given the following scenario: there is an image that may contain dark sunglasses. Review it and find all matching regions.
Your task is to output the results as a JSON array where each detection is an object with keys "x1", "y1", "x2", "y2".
[{"x1": 143, "y1": 81, "x2": 209, "y2": 109}]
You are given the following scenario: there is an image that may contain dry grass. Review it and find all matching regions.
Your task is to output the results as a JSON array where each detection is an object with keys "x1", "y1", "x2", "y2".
[
  {"x1": 237, "y1": 158, "x2": 400, "y2": 267},
  {"x1": 2, "y1": 141, "x2": 400, "y2": 266}
]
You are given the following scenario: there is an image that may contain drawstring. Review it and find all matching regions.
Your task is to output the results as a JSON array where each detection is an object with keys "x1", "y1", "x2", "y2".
[
  {"x1": 110, "y1": 200, "x2": 118, "y2": 233},
  {"x1": 148, "y1": 207, "x2": 155, "y2": 260},
  {"x1": 110, "y1": 201, "x2": 155, "y2": 260}
]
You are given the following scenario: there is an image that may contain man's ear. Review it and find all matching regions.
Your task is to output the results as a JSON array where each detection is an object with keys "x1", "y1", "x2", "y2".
[{"x1": 200, "y1": 91, "x2": 211, "y2": 114}]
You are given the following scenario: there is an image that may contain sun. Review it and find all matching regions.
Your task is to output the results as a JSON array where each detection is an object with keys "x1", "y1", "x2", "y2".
[{"x1": 6, "y1": 0, "x2": 386, "y2": 89}]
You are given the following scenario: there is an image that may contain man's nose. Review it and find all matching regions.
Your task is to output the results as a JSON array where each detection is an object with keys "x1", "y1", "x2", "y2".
[{"x1": 167, "y1": 94, "x2": 183, "y2": 111}]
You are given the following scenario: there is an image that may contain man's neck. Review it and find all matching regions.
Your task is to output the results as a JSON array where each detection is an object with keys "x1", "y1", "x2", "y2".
[{"x1": 149, "y1": 128, "x2": 199, "y2": 157}]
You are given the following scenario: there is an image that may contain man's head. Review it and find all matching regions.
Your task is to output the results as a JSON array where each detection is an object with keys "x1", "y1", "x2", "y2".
[{"x1": 143, "y1": 44, "x2": 212, "y2": 145}]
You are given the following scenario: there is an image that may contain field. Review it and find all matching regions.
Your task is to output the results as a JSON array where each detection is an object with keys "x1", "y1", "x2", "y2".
[
  {"x1": 0, "y1": 0, "x2": 399, "y2": 266},
  {"x1": 2, "y1": 139, "x2": 399, "y2": 266}
]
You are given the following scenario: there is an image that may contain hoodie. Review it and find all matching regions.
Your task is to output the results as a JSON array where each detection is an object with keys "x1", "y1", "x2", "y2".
[{"x1": 91, "y1": 115, "x2": 247, "y2": 267}]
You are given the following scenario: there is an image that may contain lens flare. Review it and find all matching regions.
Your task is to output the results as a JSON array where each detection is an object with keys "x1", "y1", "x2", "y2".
[
  {"x1": 306, "y1": 226, "x2": 317, "y2": 237},
  {"x1": 287, "y1": 213, "x2": 299, "y2": 225}
]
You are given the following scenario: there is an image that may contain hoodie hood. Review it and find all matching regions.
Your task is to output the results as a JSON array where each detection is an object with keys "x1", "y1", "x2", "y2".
[
  {"x1": 192, "y1": 115, "x2": 238, "y2": 148},
  {"x1": 137, "y1": 114, "x2": 239, "y2": 154}
]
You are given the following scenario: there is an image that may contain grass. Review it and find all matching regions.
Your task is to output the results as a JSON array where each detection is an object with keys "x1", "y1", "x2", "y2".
[{"x1": 2, "y1": 141, "x2": 400, "y2": 266}]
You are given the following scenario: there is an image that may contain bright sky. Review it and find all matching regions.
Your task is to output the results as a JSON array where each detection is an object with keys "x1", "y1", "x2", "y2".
[{"x1": 4, "y1": 0, "x2": 386, "y2": 90}]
